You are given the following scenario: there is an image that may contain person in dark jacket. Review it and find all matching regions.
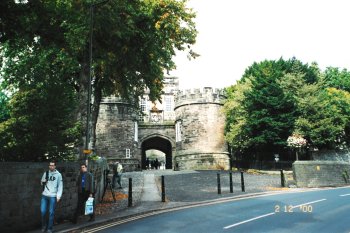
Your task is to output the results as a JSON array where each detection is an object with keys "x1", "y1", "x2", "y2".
[{"x1": 72, "y1": 163, "x2": 95, "y2": 223}]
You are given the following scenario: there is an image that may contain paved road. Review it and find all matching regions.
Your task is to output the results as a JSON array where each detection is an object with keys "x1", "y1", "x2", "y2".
[{"x1": 83, "y1": 186, "x2": 350, "y2": 233}]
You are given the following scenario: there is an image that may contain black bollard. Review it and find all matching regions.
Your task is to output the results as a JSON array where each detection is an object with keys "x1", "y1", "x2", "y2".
[
  {"x1": 217, "y1": 173, "x2": 221, "y2": 194},
  {"x1": 280, "y1": 169, "x2": 285, "y2": 187},
  {"x1": 128, "y1": 177, "x2": 132, "y2": 207},
  {"x1": 241, "y1": 171, "x2": 245, "y2": 192},
  {"x1": 229, "y1": 172, "x2": 233, "y2": 193},
  {"x1": 161, "y1": 175, "x2": 166, "y2": 202}
]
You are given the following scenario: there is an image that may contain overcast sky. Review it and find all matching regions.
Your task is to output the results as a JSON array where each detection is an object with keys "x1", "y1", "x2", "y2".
[{"x1": 169, "y1": 0, "x2": 350, "y2": 89}]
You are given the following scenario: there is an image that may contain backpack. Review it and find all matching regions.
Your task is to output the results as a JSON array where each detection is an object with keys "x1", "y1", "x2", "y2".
[
  {"x1": 42, "y1": 170, "x2": 49, "y2": 191},
  {"x1": 117, "y1": 163, "x2": 123, "y2": 173}
]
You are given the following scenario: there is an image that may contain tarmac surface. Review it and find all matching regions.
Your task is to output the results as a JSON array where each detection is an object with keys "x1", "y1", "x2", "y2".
[{"x1": 28, "y1": 169, "x2": 290, "y2": 233}]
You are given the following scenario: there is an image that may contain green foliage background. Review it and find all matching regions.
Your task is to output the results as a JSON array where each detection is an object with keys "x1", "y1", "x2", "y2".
[
  {"x1": 224, "y1": 58, "x2": 350, "y2": 160},
  {"x1": 0, "y1": 0, "x2": 197, "y2": 161}
]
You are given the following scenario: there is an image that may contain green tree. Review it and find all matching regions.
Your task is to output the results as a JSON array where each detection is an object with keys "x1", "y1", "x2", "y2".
[
  {"x1": 0, "y1": 0, "x2": 197, "y2": 160},
  {"x1": 0, "y1": 52, "x2": 80, "y2": 161},
  {"x1": 0, "y1": 90, "x2": 10, "y2": 123},
  {"x1": 294, "y1": 87, "x2": 350, "y2": 149},
  {"x1": 322, "y1": 67, "x2": 350, "y2": 92},
  {"x1": 224, "y1": 58, "x2": 319, "y2": 159},
  {"x1": 223, "y1": 79, "x2": 251, "y2": 152},
  {"x1": 279, "y1": 66, "x2": 350, "y2": 150},
  {"x1": 243, "y1": 60, "x2": 296, "y2": 152}
]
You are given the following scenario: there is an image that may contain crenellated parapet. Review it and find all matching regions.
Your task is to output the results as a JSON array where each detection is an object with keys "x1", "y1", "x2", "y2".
[
  {"x1": 174, "y1": 87, "x2": 226, "y2": 109},
  {"x1": 99, "y1": 96, "x2": 138, "y2": 120}
]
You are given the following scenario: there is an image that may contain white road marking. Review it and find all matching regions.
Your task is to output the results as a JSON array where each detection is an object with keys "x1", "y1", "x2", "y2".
[
  {"x1": 292, "y1": 198, "x2": 327, "y2": 209},
  {"x1": 223, "y1": 212, "x2": 275, "y2": 229},
  {"x1": 340, "y1": 193, "x2": 350, "y2": 197}
]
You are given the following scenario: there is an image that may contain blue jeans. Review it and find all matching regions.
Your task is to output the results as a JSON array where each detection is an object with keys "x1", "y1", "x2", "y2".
[
  {"x1": 112, "y1": 173, "x2": 122, "y2": 188},
  {"x1": 41, "y1": 195, "x2": 56, "y2": 230}
]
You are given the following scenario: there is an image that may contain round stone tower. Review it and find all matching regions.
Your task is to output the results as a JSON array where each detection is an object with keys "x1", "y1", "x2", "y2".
[
  {"x1": 174, "y1": 87, "x2": 230, "y2": 170},
  {"x1": 95, "y1": 96, "x2": 139, "y2": 171}
]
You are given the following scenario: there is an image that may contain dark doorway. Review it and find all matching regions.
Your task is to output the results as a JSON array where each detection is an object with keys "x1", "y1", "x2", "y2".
[{"x1": 141, "y1": 137, "x2": 172, "y2": 169}]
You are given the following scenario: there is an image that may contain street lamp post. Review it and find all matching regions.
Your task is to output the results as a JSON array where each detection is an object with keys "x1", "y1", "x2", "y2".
[{"x1": 84, "y1": 0, "x2": 109, "y2": 165}]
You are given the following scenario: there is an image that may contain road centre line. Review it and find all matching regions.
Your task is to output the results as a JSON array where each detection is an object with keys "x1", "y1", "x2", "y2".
[
  {"x1": 291, "y1": 198, "x2": 327, "y2": 209},
  {"x1": 340, "y1": 193, "x2": 350, "y2": 197},
  {"x1": 223, "y1": 212, "x2": 275, "y2": 229},
  {"x1": 223, "y1": 198, "x2": 327, "y2": 230}
]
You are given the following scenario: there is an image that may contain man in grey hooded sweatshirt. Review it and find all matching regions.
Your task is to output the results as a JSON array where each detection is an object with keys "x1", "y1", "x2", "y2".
[{"x1": 40, "y1": 161, "x2": 63, "y2": 233}]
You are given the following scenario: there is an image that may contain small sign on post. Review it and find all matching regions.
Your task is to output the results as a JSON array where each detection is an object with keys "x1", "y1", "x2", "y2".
[
  {"x1": 83, "y1": 149, "x2": 92, "y2": 167},
  {"x1": 274, "y1": 154, "x2": 279, "y2": 162},
  {"x1": 83, "y1": 149, "x2": 92, "y2": 154}
]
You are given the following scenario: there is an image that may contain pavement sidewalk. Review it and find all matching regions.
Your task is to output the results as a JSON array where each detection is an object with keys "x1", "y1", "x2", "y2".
[{"x1": 28, "y1": 170, "x2": 170, "y2": 233}]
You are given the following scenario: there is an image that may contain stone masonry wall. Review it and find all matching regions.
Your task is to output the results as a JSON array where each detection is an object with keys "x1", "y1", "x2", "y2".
[
  {"x1": 293, "y1": 161, "x2": 350, "y2": 188},
  {"x1": 138, "y1": 123, "x2": 175, "y2": 149},
  {"x1": 95, "y1": 97, "x2": 139, "y2": 169},
  {"x1": 174, "y1": 88, "x2": 229, "y2": 170},
  {"x1": 0, "y1": 160, "x2": 108, "y2": 233}
]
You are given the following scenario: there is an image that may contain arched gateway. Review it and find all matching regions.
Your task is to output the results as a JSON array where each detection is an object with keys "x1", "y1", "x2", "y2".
[
  {"x1": 95, "y1": 95, "x2": 176, "y2": 171},
  {"x1": 140, "y1": 135, "x2": 174, "y2": 169}
]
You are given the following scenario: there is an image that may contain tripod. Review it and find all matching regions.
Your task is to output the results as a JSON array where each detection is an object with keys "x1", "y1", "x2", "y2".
[{"x1": 100, "y1": 170, "x2": 116, "y2": 203}]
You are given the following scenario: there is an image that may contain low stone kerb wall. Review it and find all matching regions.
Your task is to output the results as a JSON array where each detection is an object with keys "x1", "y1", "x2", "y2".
[{"x1": 293, "y1": 161, "x2": 350, "y2": 188}]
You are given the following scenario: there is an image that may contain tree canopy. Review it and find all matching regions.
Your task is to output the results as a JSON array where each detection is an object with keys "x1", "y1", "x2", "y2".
[
  {"x1": 224, "y1": 58, "x2": 350, "y2": 160},
  {"x1": 0, "y1": 86, "x2": 10, "y2": 123},
  {"x1": 0, "y1": 0, "x2": 197, "y2": 161}
]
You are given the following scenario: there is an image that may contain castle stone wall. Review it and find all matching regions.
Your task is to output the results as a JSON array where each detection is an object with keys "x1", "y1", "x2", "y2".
[
  {"x1": 95, "y1": 97, "x2": 139, "y2": 171},
  {"x1": 174, "y1": 88, "x2": 229, "y2": 170},
  {"x1": 138, "y1": 123, "x2": 175, "y2": 145},
  {"x1": 95, "y1": 87, "x2": 230, "y2": 171}
]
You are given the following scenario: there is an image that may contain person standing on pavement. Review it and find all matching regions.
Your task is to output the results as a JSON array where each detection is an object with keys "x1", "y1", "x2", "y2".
[
  {"x1": 112, "y1": 161, "x2": 123, "y2": 189},
  {"x1": 146, "y1": 158, "x2": 150, "y2": 170},
  {"x1": 40, "y1": 161, "x2": 63, "y2": 233},
  {"x1": 73, "y1": 163, "x2": 95, "y2": 223},
  {"x1": 155, "y1": 158, "x2": 159, "y2": 170}
]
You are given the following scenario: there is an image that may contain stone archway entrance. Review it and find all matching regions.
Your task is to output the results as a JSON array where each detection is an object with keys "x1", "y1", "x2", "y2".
[{"x1": 141, "y1": 136, "x2": 173, "y2": 170}]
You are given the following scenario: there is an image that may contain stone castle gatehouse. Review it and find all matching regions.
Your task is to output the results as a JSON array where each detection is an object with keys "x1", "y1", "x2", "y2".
[{"x1": 95, "y1": 77, "x2": 230, "y2": 171}]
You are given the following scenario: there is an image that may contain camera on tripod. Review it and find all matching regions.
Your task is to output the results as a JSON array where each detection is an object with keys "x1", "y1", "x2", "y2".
[
  {"x1": 105, "y1": 169, "x2": 111, "y2": 184},
  {"x1": 101, "y1": 168, "x2": 116, "y2": 203}
]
